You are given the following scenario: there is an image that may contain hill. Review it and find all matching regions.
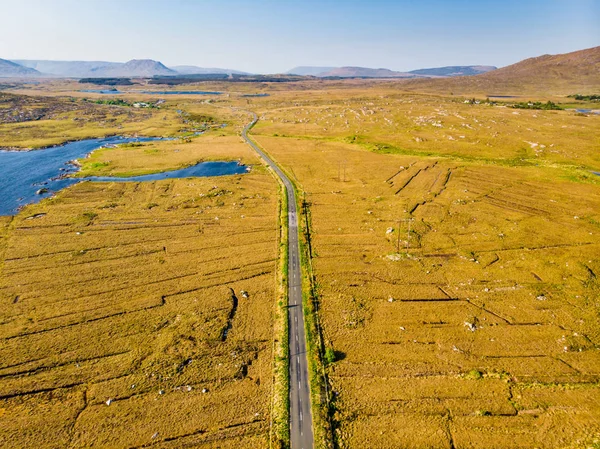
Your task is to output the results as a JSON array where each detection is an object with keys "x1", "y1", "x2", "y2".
[
  {"x1": 482, "y1": 46, "x2": 600, "y2": 86},
  {"x1": 317, "y1": 66, "x2": 416, "y2": 78},
  {"x1": 397, "y1": 46, "x2": 600, "y2": 95},
  {"x1": 171, "y1": 65, "x2": 249, "y2": 75},
  {"x1": 408, "y1": 65, "x2": 496, "y2": 77},
  {"x1": 0, "y1": 59, "x2": 43, "y2": 78},
  {"x1": 286, "y1": 65, "x2": 497, "y2": 78},
  {"x1": 286, "y1": 66, "x2": 336, "y2": 76}
]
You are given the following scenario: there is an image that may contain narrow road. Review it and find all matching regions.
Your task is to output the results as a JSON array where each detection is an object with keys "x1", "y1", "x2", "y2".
[{"x1": 242, "y1": 112, "x2": 314, "y2": 449}]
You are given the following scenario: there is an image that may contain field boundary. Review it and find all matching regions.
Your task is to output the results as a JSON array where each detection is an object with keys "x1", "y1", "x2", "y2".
[{"x1": 270, "y1": 174, "x2": 291, "y2": 448}]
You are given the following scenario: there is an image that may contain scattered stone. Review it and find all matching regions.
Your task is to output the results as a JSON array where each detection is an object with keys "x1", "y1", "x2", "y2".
[
  {"x1": 202, "y1": 388, "x2": 208, "y2": 393},
  {"x1": 151, "y1": 432, "x2": 159, "y2": 439},
  {"x1": 388, "y1": 296, "x2": 395, "y2": 303},
  {"x1": 386, "y1": 227, "x2": 394, "y2": 234},
  {"x1": 464, "y1": 321, "x2": 477, "y2": 332},
  {"x1": 158, "y1": 390, "x2": 165, "y2": 395},
  {"x1": 241, "y1": 290, "x2": 249, "y2": 298},
  {"x1": 105, "y1": 399, "x2": 112, "y2": 406},
  {"x1": 536, "y1": 295, "x2": 547, "y2": 301}
]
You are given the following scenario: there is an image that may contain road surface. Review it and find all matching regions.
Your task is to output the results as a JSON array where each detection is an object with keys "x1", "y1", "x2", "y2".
[{"x1": 242, "y1": 112, "x2": 314, "y2": 449}]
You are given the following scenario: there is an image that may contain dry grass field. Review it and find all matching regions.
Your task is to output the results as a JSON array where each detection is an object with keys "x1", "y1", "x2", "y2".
[
  {"x1": 0, "y1": 124, "x2": 281, "y2": 447},
  {"x1": 0, "y1": 92, "x2": 183, "y2": 149},
  {"x1": 1, "y1": 73, "x2": 599, "y2": 448},
  {"x1": 246, "y1": 86, "x2": 600, "y2": 448}
]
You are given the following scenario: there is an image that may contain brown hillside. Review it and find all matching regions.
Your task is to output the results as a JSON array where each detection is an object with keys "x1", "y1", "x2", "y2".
[{"x1": 393, "y1": 46, "x2": 600, "y2": 96}]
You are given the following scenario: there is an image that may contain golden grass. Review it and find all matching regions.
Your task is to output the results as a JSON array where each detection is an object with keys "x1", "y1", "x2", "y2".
[
  {"x1": 0, "y1": 164, "x2": 280, "y2": 447},
  {"x1": 248, "y1": 86, "x2": 600, "y2": 448},
  {"x1": 76, "y1": 134, "x2": 255, "y2": 178},
  {"x1": 0, "y1": 107, "x2": 182, "y2": 149},
  {"x1": 2, "y1": 78, "x2": 600, "y2": 448}
]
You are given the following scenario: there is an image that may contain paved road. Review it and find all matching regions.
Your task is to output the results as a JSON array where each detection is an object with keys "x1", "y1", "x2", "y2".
[{"x1": 242, "y1": 113, "x2": 314, "y2": 449}]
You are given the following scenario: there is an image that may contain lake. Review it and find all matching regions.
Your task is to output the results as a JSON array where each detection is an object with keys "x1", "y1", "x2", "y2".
[
  {"x1": 0, "y1": 137, "x2": 248, "y2": 216},
  {"x1": 80, "y1": 89, "x2": 222, "y2": 95}
]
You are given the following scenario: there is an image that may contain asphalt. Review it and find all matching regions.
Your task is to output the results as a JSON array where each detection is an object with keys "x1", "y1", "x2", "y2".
[{"x1": 242, "y1": 113, "x2": 314, "y2": 449}]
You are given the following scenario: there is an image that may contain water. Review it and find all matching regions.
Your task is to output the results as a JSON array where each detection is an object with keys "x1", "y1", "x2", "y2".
[
  {"x1": 87, "y1": 161, "x2": 248, "y2": 182},
  {"x1": 0, "y1": 137, "x2": 248, "y2": 216},
  {"x1": 80, "y1": 89, "x2": 222, "y2": 95}
]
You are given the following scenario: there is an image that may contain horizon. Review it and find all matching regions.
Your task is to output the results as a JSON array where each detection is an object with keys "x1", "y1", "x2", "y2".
[{"x1": 0, "y1": 0, "x2": 598, "y2": 73}]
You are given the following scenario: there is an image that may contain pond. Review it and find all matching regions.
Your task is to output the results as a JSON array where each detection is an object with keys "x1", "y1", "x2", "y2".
[{"x1": 0, "y1": 137, "x2": 248, "y2": 216}]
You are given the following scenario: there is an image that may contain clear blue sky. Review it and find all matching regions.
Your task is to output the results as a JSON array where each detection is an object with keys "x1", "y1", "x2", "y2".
[{"x1": 0, "y1": 0, "x2": 598, "y2": 73}]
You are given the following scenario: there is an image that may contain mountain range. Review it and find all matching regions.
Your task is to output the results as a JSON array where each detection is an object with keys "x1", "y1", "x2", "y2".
[
  {"x1": 287, "y1": 65, "x2": 496, "y2": 78},
  {"x1": 2, "y1": 59, "x2": 247, "y2": 78},
  {"x1": 1, "y1": 46, "x2": 598, "y2": 88},
  {"x1": 408, "y1": 65, "x2": 496, "y2": 77},
  {"x1": 1, "y1": 58, "x2": 496, "y2": 79}
]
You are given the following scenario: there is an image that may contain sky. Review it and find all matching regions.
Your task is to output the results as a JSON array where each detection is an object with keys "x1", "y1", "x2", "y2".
[{"x1": 0, "y1": 0, "x2": 598, "y2": 73}]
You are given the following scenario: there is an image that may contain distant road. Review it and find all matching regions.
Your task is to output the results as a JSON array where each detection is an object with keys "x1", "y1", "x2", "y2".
[{"x1": 242, "y1": 112, "x2": 314, "y2": 449}]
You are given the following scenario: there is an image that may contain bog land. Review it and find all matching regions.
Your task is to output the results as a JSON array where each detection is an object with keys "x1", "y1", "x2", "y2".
[{"x1": 1, "y1": 56, "x2": 600, "y2": 449}]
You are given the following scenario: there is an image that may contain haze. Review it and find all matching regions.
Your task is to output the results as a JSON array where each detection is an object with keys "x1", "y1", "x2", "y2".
[{"x1": 0, "y1": 0, "x2": 598, "y2": 73}]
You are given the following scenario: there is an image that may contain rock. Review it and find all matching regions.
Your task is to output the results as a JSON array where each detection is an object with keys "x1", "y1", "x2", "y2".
[
  {"x1": 388, "y1": 297, "x2": 395, "y2": 303},
  {"x1": 36, "y1": 188, "x2": 48, "y2": 195},
  {"x1": 158, "y1": 390, "x2": 165, "y2": 395},
  {"x1": 464, "y1": 321, "x2": 477, "y2": 332},
  {"x1": 241, "y1": 290, "x2": 249, "y2": 298},
  {"x1": 105, "y1": 399, "x2": 112, "y2": 406},
  {"x1": 202, "y1": 388, "x2": 208, "y2": 393}
]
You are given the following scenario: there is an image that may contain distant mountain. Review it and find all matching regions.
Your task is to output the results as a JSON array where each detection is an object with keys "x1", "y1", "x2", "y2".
[
  {"x1": 286, "y1": 66, "x2": 337, "y2": 76},
  {"x1": 317, "y1": 66, "x2": 416, "y2": 78},
  {"x1": 408, "y1": 65, "x2": 497, "y2": 77},
  {"x1": 0, "y1": 59, "x2": 43, "y2": 78},
  {"x1": 171, "y1": 65, "x2": 249, "y2": 75},
  {"x1": 285, "y1": 65, "x2": 496, "y2": 78},
  {"x1": 12, "y1": 60, "x2": 121, "y2": 77},
  {"x1": 12, "y1": 59, "x2": 177, "y2": 78},
  {"x1": 90, "y1": 59, "x2": 177, "y2": 77}
]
